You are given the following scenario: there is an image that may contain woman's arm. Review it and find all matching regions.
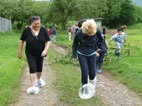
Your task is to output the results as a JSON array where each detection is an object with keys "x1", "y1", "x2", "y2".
[
  {"x1": 72, "y1": 30, "x2": 80, "y2": 61},
  {"x1": 96, "y1": 28, "x2": 104, "y2": 50},
  {"x1": 41, "y1": 41, "x2": 50, "y2": 57},
  {"x1": 18, "y1": 40, "x2": 24, "y2": 59}
]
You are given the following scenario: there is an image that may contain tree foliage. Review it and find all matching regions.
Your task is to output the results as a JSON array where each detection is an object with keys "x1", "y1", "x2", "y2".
[
  {"x1": 0, "y1": 0, "x2": 142, "y2": 30},
  {"x1": 0, "y1": 0, "x2": 50, "y2": 29},
  {"x1": 48, "y1": 0, "x2": 80, "y2": 30}
]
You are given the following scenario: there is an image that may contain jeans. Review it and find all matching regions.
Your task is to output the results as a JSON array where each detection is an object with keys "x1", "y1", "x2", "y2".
[
  {"x1": 78, "y1": 54, "x2": 96, "y2": 85},
  {"x1": 53, "y1": 35, "x2": 56, "y2": 43},
  {"x1": 49, "y1": 36, "x2": 51, "y2": 40}
]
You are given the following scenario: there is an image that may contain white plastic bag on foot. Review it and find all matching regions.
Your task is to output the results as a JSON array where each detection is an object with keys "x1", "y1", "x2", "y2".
[{"x1": 79, "y1": 83, "x2": 95, "y2": 99}]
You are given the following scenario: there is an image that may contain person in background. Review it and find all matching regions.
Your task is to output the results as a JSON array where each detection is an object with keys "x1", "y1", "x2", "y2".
[
  {"x1": 72, "y1": 24, "x2": 79, "y2": 39},
  {"x1": 42, "y1": 24, "x2": 45, "y2": 28},
  {"x1": 47, "y1": 27, "x2": 51, "y2": 40},
  {"x1": 68, "y1": 25, "x2": 72, "y2": 41},
  {"x1": 18, "y1": 16, "x2": 50, "y2": 93},
  {"x1": 96, "y1": 34, "x2": 106, "y2": 74},
  {"x1": 109, "y1": 28, "x2": 126, "y2": 57},
  {"x1": 52, "y1": 24, "x2": 57, "y2": 43}
]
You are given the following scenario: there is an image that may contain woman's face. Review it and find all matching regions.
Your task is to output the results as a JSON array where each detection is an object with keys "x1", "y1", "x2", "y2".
[{"x1": 31, "y1": 20, "x2": 40, "y2": 30}]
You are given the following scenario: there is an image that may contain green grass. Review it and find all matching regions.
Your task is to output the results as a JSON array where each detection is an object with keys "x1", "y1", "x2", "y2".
[
  {"x1": 48, "y1": 48, "x2": 104, "y2": 106},
  {"x1": 0, "y1": 32, "x2": 25, "y2": 105},
  {"x1": 104, "y1": 26, "x2": 142, "y2": 95},
  {"x1": 127, "y1": 23, "x2": 142, "y2": 29}
]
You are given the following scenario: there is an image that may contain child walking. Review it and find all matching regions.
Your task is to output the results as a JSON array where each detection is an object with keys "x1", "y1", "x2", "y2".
[{"x1": 109, "y1": 28, "x2": 126, "y2": 57}]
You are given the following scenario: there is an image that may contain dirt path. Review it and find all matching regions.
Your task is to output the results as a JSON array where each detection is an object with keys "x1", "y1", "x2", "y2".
[
  {"x1": 51, "y1": 43, "x2": 142, "y2": 106},
  {"x1": 50, "y1": 43, "x2": 68, "y2": 56},
  {"x1": 9, "y1": 57, "x2": 64, "y2": 106}
]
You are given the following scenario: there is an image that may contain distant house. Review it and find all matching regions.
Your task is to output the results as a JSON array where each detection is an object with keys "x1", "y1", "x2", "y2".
[{"x1": 77, "y1": 18, "x2": 104, "y2": 28}]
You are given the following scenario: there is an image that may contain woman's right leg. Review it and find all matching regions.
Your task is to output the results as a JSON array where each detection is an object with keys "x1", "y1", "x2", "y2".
[
  {"x1": 29, "y1": 73, "x2": 37, "y2": 86},
  {"x1": 26, "y1": 53, "x2": 37, "y2": 86},
  {"x1": 78, "y1": 54, "x2": 89, "y2": 85}
]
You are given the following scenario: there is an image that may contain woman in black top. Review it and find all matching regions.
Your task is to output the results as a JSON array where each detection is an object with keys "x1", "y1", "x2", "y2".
[{"x1": 18, "y1": 16, "x2": 50, "y2": 92}]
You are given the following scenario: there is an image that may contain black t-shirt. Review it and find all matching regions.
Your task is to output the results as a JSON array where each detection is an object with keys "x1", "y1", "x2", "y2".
[{"x1": 20, "y1": 27, "x2": 50, "y2": 56}]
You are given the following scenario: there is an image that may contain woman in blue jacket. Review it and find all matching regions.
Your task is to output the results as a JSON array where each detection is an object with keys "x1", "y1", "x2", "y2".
[{"x1": 72, "y1": 20, "x2": 104, "y2": 86}]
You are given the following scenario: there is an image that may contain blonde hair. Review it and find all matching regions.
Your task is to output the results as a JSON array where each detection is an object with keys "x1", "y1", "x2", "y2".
[{"x1": 82, "y1": 20, "x2": 97, "y2": 36}]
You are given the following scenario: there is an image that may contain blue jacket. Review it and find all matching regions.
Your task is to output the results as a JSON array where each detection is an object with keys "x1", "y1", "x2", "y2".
[
  {"x1": 52, "y1": 27, "x2": 57, "y2": 35},
  {"x1": 72, "y1": 28, "x2": 104, "y2": 58}
]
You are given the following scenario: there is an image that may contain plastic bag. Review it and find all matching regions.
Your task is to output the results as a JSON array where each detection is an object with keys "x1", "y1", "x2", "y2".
[
  {"x1": 79, "y1": 83, "x2": 95, "y2": 99},
  {"x1": 89, "y1": 77, "x2": 97, "y2": 87},
  {"x1": 27, "y1": 86, "x2": 40, "y2": 94}
]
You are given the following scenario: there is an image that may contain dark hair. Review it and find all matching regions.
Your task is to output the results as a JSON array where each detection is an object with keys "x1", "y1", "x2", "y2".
[
  {"x1": 103, "y1": 28, "x2": 106, "y2": 35},
  {"x1": 29, "y1": 16, "x2": 40, "y2": 24},
  {"x1": 120, "y1": 27, "x2": 124, "y2": 32},
  {"x1": 117, "y1": 28, "x2": 123, "y2": 32}
]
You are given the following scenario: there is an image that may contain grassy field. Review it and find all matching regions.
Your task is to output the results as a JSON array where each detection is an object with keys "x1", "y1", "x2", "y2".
[
  {"x1": 48, "y1": 48, "x2": 104, "y2": 106},
  {"x1": 0, "y1": 31, "x2": 26, "y2": 105}
]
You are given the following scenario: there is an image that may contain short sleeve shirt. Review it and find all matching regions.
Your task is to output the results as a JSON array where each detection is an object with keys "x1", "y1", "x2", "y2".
[{"x1": 20, "y1": 27, "x2": 50, "y2": 56}]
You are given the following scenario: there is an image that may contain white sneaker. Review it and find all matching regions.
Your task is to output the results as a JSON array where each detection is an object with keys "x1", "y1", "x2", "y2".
[
  {"x1": 27, "y1": 86, "x2": 40, "y2": 94},
  {"x1": 36, "y1": 78, "x2": 46, "y2": 88},
  {"x1": 89, "y1": 77, "x2": 97, "y2": 87}
]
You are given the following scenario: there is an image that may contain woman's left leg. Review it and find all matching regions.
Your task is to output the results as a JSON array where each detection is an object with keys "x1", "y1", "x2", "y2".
[
  {"x1": 88, "y1": 55, "x2": 96, "y2": 80},
  {"x1": 36, "y1": 57, "x2": 44, "y2": 87},
  {"x1": 36, "y1": 57, "x2": 43, "y2": 80}
]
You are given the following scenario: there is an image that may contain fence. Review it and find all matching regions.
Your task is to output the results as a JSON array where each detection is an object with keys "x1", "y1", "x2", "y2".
[{"x1": 0, "y1": 17, "x2": 12, "y2": 32}]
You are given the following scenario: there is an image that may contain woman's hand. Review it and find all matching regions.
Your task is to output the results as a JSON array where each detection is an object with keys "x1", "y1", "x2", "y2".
[
  {"x1": 96, "y1": 52, "x2": 100, "y2": 57},
  {"x1": 18, "y1": 40, "x2": 24, "y2": 59},
  {"x1": 72, "y1": 58, "x2": 76, "y2": 62},
  {"x1": 41, "y1": 50, "x2": 47, "y2": 57},
  {"x1": 41, "y1": 41, "x2": 50, "y2": 57},
  {"x1": 18, "y1": 51, "x2": 22, "y2": 59},
  {"x1": 97, "y1": 49, "x2": 101, "y2": 52}
]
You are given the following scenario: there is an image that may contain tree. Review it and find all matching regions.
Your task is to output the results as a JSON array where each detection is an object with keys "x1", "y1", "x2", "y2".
[
  {"x1": 32, "y1": 1, "x2": 51, "y2": 24},
  {"x1": 118, "y1": 0, "x2": 138, "y2": 25},
  {"x1": 103, "y1": 0, "x2": 121, "y2": 27},
  {"x1": 75, "y1": 0, "x2": 108, "y2": 19},
  {"x1": 49, "y1": 0, "x2": 80, "y2": 31},
  {"x1": 0, "y1": 0, "x2": 34, "y2": 29}
]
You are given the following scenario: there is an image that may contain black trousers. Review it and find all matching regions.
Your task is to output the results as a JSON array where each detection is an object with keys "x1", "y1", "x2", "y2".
[{"x1": 26, "y1": 53, "x2": 43, "y2": 73}]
